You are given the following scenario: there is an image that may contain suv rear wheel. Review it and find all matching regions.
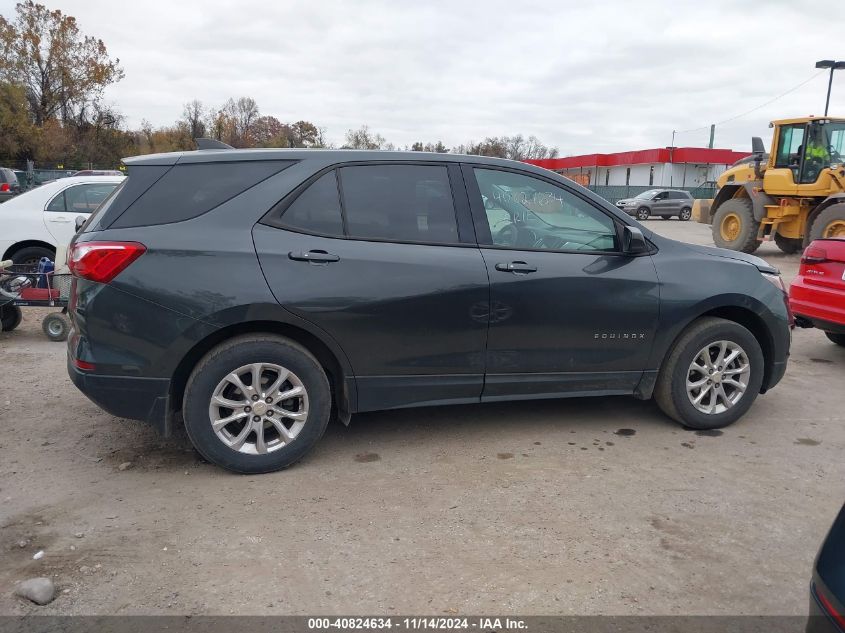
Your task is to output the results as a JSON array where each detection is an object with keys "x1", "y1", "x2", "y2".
[
  {"x1": 679, "y1": 207, "x2": 692, "y2": 221},
  {"x1": 655, "y1": 317, "x2": 763, "y2": 429},
  {"x1": 183, "y1": 334, "x2": 331, "y2": 474}
]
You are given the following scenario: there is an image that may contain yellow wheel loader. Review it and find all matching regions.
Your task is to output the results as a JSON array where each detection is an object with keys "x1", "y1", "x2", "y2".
[{"x1": 705, "y1": 116, "x2": 845, "y2": 253}]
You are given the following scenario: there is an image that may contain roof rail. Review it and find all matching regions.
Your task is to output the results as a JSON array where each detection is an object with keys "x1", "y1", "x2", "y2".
[{"x1": 195, "y1": 138, "x2": 234, "y2": 150}]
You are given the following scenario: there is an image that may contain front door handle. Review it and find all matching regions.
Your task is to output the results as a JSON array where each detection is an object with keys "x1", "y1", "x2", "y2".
[
  {"x1": 495, "y1": 261, "x2": 537, "y2": 274},
  {"x1": 288, "y1": 250, "x2": 340, "y2": 263}
]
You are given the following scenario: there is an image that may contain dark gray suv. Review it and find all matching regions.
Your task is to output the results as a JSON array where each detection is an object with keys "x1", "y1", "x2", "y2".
[
  {"x1": 67, "y1": 150, "x2": 791, "y2": 473},
  {"x1": 616, "y1": 189, "x2": 694, "y2": 221}
]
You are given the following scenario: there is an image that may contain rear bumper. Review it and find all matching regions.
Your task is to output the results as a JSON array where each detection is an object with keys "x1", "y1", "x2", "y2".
[
  {"x1": 790, "y1": 280, "x2": 845, "y2": 330},
  {"x1": 68, "y1": 357, "x2": 172, "y2": 435}
]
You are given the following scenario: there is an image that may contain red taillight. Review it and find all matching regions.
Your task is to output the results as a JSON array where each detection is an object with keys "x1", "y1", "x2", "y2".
[
  {"x1": 68, "y1": 241, "x2": 146, "y2": 283},
  {"x1": 816, "y1": 584, "x2": 845, "y2": 631},
  {"x1": 0, "y1": 183, "x2": 9, "y2": 192},
  {"x1": 73, "y1": 358, "x2": 96, "y2": 371},
  {"x1": 802, "y1": 245, "x2": 829, "y2": 264}
]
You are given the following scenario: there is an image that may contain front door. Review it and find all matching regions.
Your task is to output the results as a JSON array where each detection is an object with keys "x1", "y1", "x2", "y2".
[
  {"x1": 254, "y1": 163, "x2": 490, "y2": 411},
  {"x1": 463, "y1": 165, "x2": 660, "y2": 399}
]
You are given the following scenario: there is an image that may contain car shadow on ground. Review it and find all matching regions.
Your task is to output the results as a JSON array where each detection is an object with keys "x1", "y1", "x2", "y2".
[{"x1": 87, "y1": 395, "x2": 678, "y2": 475}]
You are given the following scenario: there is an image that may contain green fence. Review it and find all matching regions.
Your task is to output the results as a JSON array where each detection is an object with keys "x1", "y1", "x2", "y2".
[{"x1": 588, "y1": 185, "x2": 717, "y2": 204}]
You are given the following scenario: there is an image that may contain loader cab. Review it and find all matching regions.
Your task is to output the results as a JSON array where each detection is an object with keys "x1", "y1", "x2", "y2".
[{"x1": 769, "y1": 118, "x2": 845, "y2": 191}]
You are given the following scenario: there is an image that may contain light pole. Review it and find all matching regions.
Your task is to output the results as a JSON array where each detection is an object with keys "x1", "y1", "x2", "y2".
[{"x1": 815, "y1": 60, "x2": 845, "y2": 116}]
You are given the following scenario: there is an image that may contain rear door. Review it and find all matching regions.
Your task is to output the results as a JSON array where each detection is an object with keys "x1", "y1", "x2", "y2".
[
  {"x1": 44, "y1": 183, "x2": 118, "y2": 246},
  {"x1": 254, "y1": 162, "x2": 490, "y2": 411},
  {"x1": 464, "y1": 164, "x2": 660, "y2": 399}
]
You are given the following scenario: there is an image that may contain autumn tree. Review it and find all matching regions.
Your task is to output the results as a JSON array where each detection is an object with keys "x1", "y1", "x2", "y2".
[
  {"x1": 0, "y1": 81, "x2": 36, "y2": 158},
  {"x1": 411, "y1": 140, "x2": 449, "y2": 153},
  {"x1": 453, "y1": 135, "x2": 558, "y2": 159},
  {"x1": 180, "y1": 99, "x2": 206, "y2": 139},
  {"x1": 343, "y1": 125, "x2": 392, "y2": 150},
  {"x1": 0, "y1": 1, "x2": 123, "y2": 126}
]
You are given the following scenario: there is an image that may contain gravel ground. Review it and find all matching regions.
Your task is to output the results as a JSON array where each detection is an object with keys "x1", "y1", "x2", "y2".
[{"x1": 1, "y1": 220, "x2": 843, "y2": 616}]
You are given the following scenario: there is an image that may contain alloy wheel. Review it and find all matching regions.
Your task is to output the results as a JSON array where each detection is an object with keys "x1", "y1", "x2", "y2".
[
  {"x1": 208, "y1": 363, "x2": 309, "y2": 455},
  {"x1": 685, "y1": 340, "x2": 750, "y2": 415}
]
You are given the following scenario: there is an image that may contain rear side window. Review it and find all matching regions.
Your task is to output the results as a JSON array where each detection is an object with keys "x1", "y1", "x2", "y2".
[
  {"x1": 46, "y1": 184, "x2": 119, "y2": 213},
  {"x1": 338, "y1": 165, "x2": 458, "y2": 243},
  {"x1": 109, "y1": 161, "x2": 292, "y2": 229},
  {"x1": 280, "y1": 171, "x2": 344, "y2": 236}
]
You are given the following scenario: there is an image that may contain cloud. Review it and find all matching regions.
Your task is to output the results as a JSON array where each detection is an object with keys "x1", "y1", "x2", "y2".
[{"x1": 1, "y1": 0, "x2": 843, "y2": 153}]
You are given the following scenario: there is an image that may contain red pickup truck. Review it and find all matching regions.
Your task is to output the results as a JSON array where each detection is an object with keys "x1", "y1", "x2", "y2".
[{"x1": 790, "y1": 238, "x2": 845, "y2": 347}]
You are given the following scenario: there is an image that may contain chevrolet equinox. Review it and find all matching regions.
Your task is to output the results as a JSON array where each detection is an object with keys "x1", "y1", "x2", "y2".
[{"x1": 67, "y1": 149, "x2": 791, "y2": 473}]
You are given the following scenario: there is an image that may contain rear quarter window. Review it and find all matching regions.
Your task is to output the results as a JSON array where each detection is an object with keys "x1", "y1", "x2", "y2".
[{"x1": 108, "y1": 161, "x2": 293, "y2": 229}]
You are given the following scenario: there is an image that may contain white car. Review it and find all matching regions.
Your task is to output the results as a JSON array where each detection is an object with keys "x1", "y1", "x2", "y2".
[{"x1": 0, "y1": 175, "x2": 124, "y2": 269}]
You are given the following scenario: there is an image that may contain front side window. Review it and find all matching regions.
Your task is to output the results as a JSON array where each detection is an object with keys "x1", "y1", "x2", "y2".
[
  {"x1": 338, "y1": 165, "x2": 459, "y2": 244},
  {"x1": 280, "y1": 171, "x2": 344, "y2": 236},
  {"x1": 635, "y1": 189, "x2": 659, "y2": 200},
  {"x1": 473, "y1": 168, "x2": 618, "y2": 252}
]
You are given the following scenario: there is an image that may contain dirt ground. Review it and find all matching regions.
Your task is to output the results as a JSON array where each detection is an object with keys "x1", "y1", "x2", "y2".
[{"x1": 1, "y1": 220, "x2": 843, "y2": 616}]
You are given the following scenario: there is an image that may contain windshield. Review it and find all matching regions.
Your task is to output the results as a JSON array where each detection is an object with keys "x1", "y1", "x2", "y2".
[{"x1": 635, "y1": 190, "x2": 660, "y2": 199}]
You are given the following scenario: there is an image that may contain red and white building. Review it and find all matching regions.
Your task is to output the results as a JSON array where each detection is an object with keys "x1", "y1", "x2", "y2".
[{"x1": 525, "y1": 147, "x2": 750, "y2": 189}]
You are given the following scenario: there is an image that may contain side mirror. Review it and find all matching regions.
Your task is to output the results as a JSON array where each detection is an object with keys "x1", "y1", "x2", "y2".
[
  {"x1": 74, "y1": 215, "x2": 87, "y2": 233},
  {"x1": 623, "y1": 225, "x2": 648, "y2": 254}
]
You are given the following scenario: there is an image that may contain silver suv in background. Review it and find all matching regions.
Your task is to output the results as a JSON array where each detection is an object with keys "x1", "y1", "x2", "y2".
[{"x1": 616, "y1": 189, "x2": 694, "y2": 221}]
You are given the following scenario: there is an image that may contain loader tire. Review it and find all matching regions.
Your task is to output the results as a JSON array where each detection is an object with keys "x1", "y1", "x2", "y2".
[
  {"x1": 809, "y1": 203, "x2": 845, "y2": 242},
  {"x1": 774, "y1": 233, "x2": 802, "y2": 254},
  {"x1": 712, "y1": 198, "x2": 760, "y2": 253}
]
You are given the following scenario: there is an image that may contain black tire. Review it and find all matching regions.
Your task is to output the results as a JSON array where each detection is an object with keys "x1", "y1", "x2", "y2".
[
  {"x1": 679, "y1": 207, "x2": 692, "y2": 221},
  {"x1": 809, "y1": 203, "x2": 845, "y2": 242},
  {"x1": 10, "y1": 245, "x2": 55, "y2": 271},
  {"x1": 826, "y1": 332, "x2": 845, "y2": 347},
  {"x1": 636, "y1": 207, "x2": 650, "y2": 221},
  {"x1": 183, "y1": 334, "x2": 331, "y2": 474},
  {"x1": 660, "y1": 215, "x2": 670, "y2": 220},
  {"x1": 654, "y1": 317, "x2": 764, "y2": 430},
  {"x1": 712, "y1": 198, "x2": 760, "y2": 253},
  {"x1": 773, "y1": 233, "x2": 802, "y2": 254},
  {"x1": 42, "y1": 312, "x2": 69, "y2": 341},
  {"x1": 0, "y1": 304, "x2": 22, "y2": 331}
]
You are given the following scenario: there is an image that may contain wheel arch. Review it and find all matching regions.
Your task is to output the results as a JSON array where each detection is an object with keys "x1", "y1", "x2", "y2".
[
  {"x1": 169, "y1": 320, "x2": 356, "y2": 432},
  {"x1": 711, "y1": 182, "x2": 773, "y2": 222},
  {"x1": 684, "y1": 305, "x2": 775, "y2": 393},
  {"x1": 655, "y1": 306, "x2": 775, "y2": 396},
  {"x1": 806, "y1": 195, "x2": 845, "y2": 244},
  {"x1": 2, "y1": 239, "x2": 56, "y2": 261}
]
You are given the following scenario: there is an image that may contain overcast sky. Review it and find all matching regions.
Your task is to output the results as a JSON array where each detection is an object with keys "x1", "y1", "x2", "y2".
[{"x1": 2, "y1": 0, "x2": 844, "y2": 155}]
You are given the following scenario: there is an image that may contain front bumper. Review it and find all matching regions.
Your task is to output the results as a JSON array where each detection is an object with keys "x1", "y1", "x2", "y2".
[{"x1": 68, "y1": 357, "x2": 172, "y2": 435}]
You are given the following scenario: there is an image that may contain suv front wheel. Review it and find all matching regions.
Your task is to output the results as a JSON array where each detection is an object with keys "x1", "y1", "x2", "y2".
[
  {"x1": 655, "y1": 317, "x2": 763, "y2": 429},
  {"x1": 183, "y1": 334, "x2": 331, "y2": 473}
]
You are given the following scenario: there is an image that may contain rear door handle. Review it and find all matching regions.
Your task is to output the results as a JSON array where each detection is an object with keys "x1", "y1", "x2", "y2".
[
  {"x1": 288, "y1": 250, "x2": 340, "y2": 263},
  {"x1": 495, "y1": 261, "x2": 537, "y2": 274}
]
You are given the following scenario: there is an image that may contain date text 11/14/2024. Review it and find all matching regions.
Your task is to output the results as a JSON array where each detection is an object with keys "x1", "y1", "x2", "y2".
[{"x1": 307, "y1": 617, "x2": 528, "y2": 630}]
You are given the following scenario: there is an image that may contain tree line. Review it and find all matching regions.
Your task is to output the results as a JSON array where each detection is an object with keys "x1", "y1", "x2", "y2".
[{"x1": 0, "y1": 1, "x2": 558, "y2": 169}]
